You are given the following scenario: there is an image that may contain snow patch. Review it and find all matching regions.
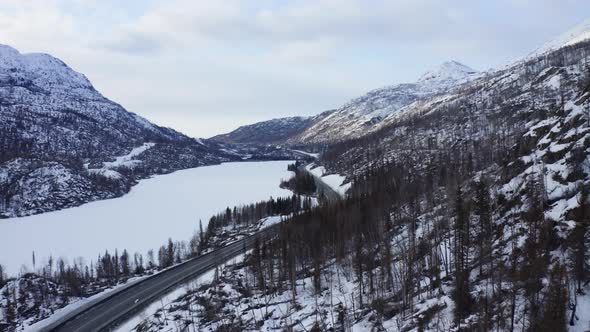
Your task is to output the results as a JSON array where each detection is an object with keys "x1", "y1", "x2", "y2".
[
  {"x1": 305, "y1": 163, "x2": 351, "y2": 196},
  {"x1": 103, "y1": 143, "x2": 156, "y2": 169}
]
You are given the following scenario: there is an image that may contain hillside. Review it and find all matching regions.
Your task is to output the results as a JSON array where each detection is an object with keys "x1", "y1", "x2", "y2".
[
  {"x1": 124, "y1": 20, "x2": 590, "y2": 332},
  {"x1": 211, "y1": 111, "x2": 334, "y2": 145},
  {"x1": 0, "y1": 44, "x2": 299, "y2": 218},
  {"x1": 289, "y1": 60, "x2": 480, "y2": 144}
]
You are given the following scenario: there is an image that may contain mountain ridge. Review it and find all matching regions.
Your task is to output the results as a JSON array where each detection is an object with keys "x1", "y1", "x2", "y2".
[
  {"x1": 293, "y1": 60, "x2": 480, "y2": 143},
  {"x1": 529, "y1": 17, "x2": 590, "y2": 58},
  {"x1": 213, "y1": 60, "x2": 480, "y2": 146},
  {"x1": 210, "y1": 111, "x2": 334, "y2": 145},
  {"x1": 216, "y1": 19, "x2": 590, "y2": 147}
]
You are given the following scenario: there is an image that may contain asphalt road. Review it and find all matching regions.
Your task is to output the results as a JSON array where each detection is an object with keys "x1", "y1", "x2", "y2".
[{"x1": 41, "y1": 226, "x2": 277, "y2": 332}]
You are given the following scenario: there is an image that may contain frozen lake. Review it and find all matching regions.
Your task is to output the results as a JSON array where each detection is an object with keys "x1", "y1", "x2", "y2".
[{"x1": 0, "y1": 161, "x2": 294, "y2": 275}]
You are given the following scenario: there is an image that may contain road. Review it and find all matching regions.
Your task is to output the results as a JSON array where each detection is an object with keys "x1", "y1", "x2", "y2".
[
  {"x1": 41, "y1": 226, "x2": 277, "y2": 332},
  {"x1": 298, "y1": 164, "x2": 343, "y2": 203}
]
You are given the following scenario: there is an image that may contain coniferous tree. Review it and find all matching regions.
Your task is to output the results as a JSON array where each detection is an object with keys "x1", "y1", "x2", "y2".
[
  {"x1": 4, "y1": 287, "x2": 16, "y2": 326},
  {"x1": 452, "y1": 185, "x2": 473, "y2": 324},
  {"x1": 147, "y1": 249, "x2": 155, "y2": 269},
  {"x1": 113, "y1": 249, "x2": 120, "y2": 280},
  {"x1": 166, "y1": 238, "x2": 175, "y2": 268},
  {"x1": 199, "y1": 220, "x2": 205, "y2": 247},
  {"x1": 539, "y1": 264, "x2": 568, "y2": 332},
  {"x1": 522, "y1": 176, "x2": 549, "y2": 330},
  {"x1": 0, "y1": 264, "x2": 5, "y2": 288},
  {"x1": 252, "y1": 238, "x2": 264, "y2": 289},
  {"x1": 120, "y1": 250, "x2": 130, "y2": 276},
  {"x1": 134, "y1": 253, "x2": 145, "y2": 274},
  {"x1": 158, "y1": 246, "x2": 167, "y2": 269},
  {"x1": 571, "y1": 187, "x2": 590, "y2": 293},
  {"x1": 474, "y1": 179, "x2": 492, "y2": 277}
]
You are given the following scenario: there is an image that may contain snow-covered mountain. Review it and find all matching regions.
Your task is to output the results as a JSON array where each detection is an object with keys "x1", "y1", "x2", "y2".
[
  {"x1": 0, "y1": 44, "x2": 292, "y2": 218},
  {"x1": 306, "y1": 23, "x2": 590, "y2": 331},
  {"x1": 211, "y1": 111, "x2": 333, "y2": 145},
  {"x1": 296, "y1": 18, "x2": 590, "y2": 146},
  {"x1": 528, "y1": 17, "x2": 590, "y2": 58},
  {"x1": 223, "y1": 16, "x2": 589, "y2": 147},
  {"x1": 289, "y1": 60, "x2": 479, "y2": 144},
  {"x1": 0, "y1": 44, "x2": 186, "y2": 145},
  {"x1": 322, "y1": 17, "x2": 590, "y2": 178},
  {"x1": 416, "y1": 60, "x2": 479, "y2": 89}
]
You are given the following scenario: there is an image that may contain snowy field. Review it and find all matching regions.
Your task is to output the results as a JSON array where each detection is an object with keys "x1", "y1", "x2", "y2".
[{"x1": 0, "y1": 161, "x2": 294, "y2": 275}]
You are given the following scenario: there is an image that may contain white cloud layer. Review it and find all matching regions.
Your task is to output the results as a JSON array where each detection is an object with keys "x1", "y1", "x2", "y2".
[{"x1": 0, "y1": 0, "x2": 588, "y2": 137}]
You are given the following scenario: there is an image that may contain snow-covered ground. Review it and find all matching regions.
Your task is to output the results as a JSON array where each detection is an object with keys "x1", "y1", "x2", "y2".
[
  {"x1": 86, "y1": 142, "x2": 156, "y2": 179},
  {"x1": 305, "y1": 163, "x2": 351, "y2": 196},
  {"x1": 102, "y1": 142, "x2": 156, "y2": 169},
  {"x1": 125, "y1": 252, "x2": 455, "y2": 332},
  {"x1": 0, "y1": 161, "x2": 294, "y2": 275},
  {"x1": 571, "y1": 288, "x2": 590, "y2": 332},
  {"x1": 114, "y1": 253, "x2": 248, "y2": 332}
]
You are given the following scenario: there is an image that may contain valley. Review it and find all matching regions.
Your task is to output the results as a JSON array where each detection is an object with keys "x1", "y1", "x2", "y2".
[{"x1": 1, "y1": 6, "x2": 590, "y2": 332}]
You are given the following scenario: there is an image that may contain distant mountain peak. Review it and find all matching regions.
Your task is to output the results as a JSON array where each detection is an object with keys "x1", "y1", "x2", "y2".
[
  {"x1": 417, "y1": 60, "x2": 479, "y2": 86},
  {"x1": 212, "y1": 115, "x2": 317, "y2": 145},
  {"x1": 293, "y1": 60, "x2": 480, "y2": 144},
  {"x1": 0, "y1": 43, "x2": 92, "y2": 90},
  {"x1": 530, "y1": 18, "x2": 590, "y2": 57},
  {"x1": 0, "y1": 43, "x2": 19, "y2": 54}
]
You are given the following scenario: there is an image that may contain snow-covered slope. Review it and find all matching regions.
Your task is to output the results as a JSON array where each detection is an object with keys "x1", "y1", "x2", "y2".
[
  {"x1": 291, "y1": 61, "x2": 479, "y2": 144},
  {"x1": 0, "y1": 44, "x2": 90, "y2": 90},
  {"x1": 290, "y1": 18, "x2": 590, "y2": 146},
  {"x1": 0, "y1": 44, "x2": 176, "y2": 139},
  {"x1": 416, "y1": 60, "x2": 479, "y2": 90},
  {"x1": 529, "y1": 18, "x2": 590, "y2": 58},
  {"x1": 211, "y1": 111, "x2": 333, "y2": 145},
  {"x1": 314, "y1": 30, "x2": 590, "y2": 332}
]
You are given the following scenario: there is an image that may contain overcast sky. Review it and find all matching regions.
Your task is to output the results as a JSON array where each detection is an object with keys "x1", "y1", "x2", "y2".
[{"x1": 0, "y1": 0, "x2": 589, "y2": 137}]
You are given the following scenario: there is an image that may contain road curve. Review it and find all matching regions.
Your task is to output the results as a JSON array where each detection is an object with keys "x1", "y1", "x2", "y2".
[
  {"x1": 298, "y1": 164, "x2": 343, "y2": 203},
  {"x1": 41, "y1": 226, "x2": 277, "y2": 332}
]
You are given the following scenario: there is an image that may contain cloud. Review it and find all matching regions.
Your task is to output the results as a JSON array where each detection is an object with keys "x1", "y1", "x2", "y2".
[
  {"x1": 0, "y1": 0, "x2": 589, "y2": 137},
  {"x1": 102, "y1": 31, "x2": 162, "y2": 55},
  {"x1": 98, "y1": 0, "x2": 255, "y2": 54},
  {"x1": 103, "y1": 0, "x2": 458, "y2": 55},
  {"x1": 270, "y1": 39, "x2": 334, "y2": 65},
  {"x1": 0, "y1": 1, "x2": 77, "y2": 52}
]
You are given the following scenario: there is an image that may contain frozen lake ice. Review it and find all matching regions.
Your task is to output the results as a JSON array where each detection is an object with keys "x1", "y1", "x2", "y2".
[{"x1": 0, "y1": 161, "x2": 294, "y2": 275}]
